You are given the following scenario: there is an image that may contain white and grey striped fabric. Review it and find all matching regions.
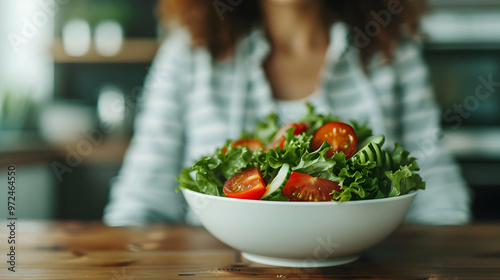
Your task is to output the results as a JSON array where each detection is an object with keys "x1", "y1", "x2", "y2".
[{"x1": 103, "y1": 23, "x2": 471, "y2": 226}]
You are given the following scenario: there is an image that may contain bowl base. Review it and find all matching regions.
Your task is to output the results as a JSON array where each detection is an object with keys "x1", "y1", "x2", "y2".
[{"x1": 241, "y1": 252, "x2": 359, "y2": 267}]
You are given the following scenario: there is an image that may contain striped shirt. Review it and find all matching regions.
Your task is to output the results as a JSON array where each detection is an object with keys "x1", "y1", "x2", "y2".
[{"x1": 103, "y1": 23, "x2": 471, "y2": 226}]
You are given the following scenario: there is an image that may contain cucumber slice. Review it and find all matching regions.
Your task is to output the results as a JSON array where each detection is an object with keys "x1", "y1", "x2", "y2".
[
  {"x1": 384, "y1": 150, "x2": 393, "y2": 170},
  {"x1": 369, "y1": 143, "x2": 385, "y2": 167},
  {"x1": 357, "y1": 135, "x2": 385, "y2": 153},
  {"x1": 364, "y1": 147, "x2": 375, "y2": 163},
  {"x1": 354, "y1": 142, "x2": 390, "y2": 169},
  {"x1": 262, "y1": 163, "x2": 291, "y2": 199},
  {"x1": 352, "y1": 134, "x2": 390, "y2": 168},
  {"x1": 359, "y1": 151, "x2": 367, "y2": 163}
]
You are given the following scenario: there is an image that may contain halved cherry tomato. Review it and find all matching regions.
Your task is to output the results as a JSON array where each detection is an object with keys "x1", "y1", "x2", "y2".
[
  {"x1": 223, "y1": 167, "x2": 266, "y2": 200},
  {"x1": 233, "y1": 139, "x2": 265, "y2": 151},
  {"x1": 312, "y1": 122, "x2": 357, "y2": 159},
  {"x1": 282, "y1": 172, "x2": 342, "y2": 201},
  {"x1": 268, "y1": 122, "x2": 308, "y2": 150},
  {"x1": 221, "y1": 139, "x2": 265, "y2": 154}
]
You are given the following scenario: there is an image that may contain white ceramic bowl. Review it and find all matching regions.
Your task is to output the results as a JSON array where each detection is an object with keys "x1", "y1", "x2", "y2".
[{"x1": 182, "y1": 188, "x2": 417, "y2": 267}]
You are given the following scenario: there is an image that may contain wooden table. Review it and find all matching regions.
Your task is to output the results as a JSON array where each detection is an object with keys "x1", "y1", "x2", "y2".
[{"x1": 1, "y1": 221, "x2": 500, "y2": 279}]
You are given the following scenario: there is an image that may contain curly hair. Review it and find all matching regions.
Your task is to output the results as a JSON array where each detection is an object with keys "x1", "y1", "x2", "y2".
[{"x1": 157, "y1": 0, "x2": 428, "y2": 64}]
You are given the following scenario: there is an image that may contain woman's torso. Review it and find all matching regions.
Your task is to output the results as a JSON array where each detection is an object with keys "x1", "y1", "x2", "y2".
[{"x1": 180, "y1": 23, "x2": 404, "y2": 167}]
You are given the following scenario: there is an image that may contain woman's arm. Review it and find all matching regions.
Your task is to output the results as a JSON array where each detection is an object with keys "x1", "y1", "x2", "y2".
[
  {"x1": 103, "y1": 30, "x2": 191, "y2": 226},
  {"x1": 394, "y1": 40, "x2": 472, "y2": 225}
]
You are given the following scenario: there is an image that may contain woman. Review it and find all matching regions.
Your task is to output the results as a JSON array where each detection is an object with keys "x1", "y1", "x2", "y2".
[{"x1": 104, "y1": 0, "x2": 471, "y2": 226}]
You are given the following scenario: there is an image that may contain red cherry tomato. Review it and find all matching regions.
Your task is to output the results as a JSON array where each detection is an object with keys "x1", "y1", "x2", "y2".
[
  {"x1": 312, "y1": 122, "x2": 357, "y2": 159},
  {"x1": 233, "y1": 139, "x2": 265, "y2": 151},
  {"x1": 222, "y1": 138, "x2": 265, "y2": 154},
  {"x1": 223, "y1": 167, "x2": 266, "y2": 200},
  {"x1": 268, "y1": 122, "x2": 308, "y2": 150},
  {"x1": 282, "y1": 172, "x2": 342, "y2": 201}
]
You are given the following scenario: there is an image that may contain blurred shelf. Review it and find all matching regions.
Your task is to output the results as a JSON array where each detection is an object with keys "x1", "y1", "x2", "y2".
[
  {"x1": 0, "y1": 133, "x2": 130, "y2": 166},
  {"x1": 0, "y1": 143, "x2": 64, "y2": 167},
  {"x1": 429, "y1": 0, "x2": 500, "y2": 7},
  {"x1": 424, "y1": 42, "x2": 500, "y2": 51},
  {"x1": 52, "y1": 38, "x2": 159, "y2": 63},
  {"x1": 443, "y1": 127, "x2": 500, "y2": 160}
]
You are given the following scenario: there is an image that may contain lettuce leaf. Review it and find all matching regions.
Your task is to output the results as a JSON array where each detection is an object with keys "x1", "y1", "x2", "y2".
[
  {"x1": 330, "y1": 142, "x2": 425, "y2": 201},
  {"x1": 243, "y1": 113, "x2": 279, "y2": 146},
  {"x1": 385, "y1": 143, "x2": 425, "y2": 196},
  {"x1": 176, "y1": 142, "x2": 266, "y2": 196},
  {"x1": 385, "y1": 165, "x2": 425, "y2": 197}
]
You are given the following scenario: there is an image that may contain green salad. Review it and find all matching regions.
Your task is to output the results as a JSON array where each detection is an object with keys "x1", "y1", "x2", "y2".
[{"x1": 177, "y1": 104, "x2": 425, "y2": 202}]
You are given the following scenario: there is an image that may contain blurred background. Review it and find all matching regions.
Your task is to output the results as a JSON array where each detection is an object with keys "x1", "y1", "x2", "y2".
[{"x1": 0, "y1": 0, "x2": 499, "y2": 221}]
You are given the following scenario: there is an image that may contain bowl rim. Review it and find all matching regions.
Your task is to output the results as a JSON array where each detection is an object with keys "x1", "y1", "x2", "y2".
[{"x1": 181, "y1": 188, "x2": 418, "y2": 206}]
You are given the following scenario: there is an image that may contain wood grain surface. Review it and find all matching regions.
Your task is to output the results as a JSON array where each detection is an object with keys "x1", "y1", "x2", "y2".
[{"x1": 1, "y1": 221, "x2": 499, "y2": 279}]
